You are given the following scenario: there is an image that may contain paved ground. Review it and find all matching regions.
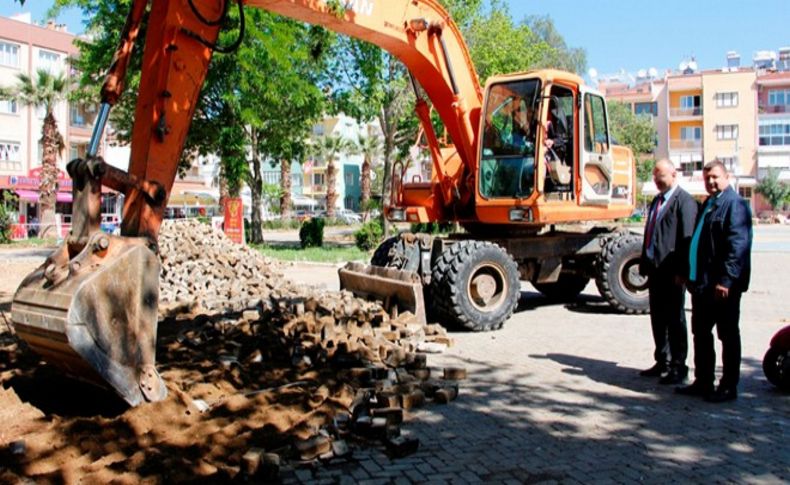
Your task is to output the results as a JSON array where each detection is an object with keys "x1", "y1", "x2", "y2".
[
  {"x1": 1, "y1": 225, "x2": 788, "y2": 483},
  {"x1": 278, "y1": 226, "x2": 790, "y2": 484}
]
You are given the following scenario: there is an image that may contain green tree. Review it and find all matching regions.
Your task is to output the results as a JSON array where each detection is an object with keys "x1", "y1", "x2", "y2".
[
  {"x1": 461, "y1": 1, "x2": 551, "y2": 82},
  {"x1": 3, "y1": 69, "x2": 68, "y2": 237},
  {"x1": 523, "y1": 15, "x2": 587, "y2": 74},
  {"x1": 755, "y1": 168, "x2": 790, "y2": 211},
  {"x1": 608, "y1": 101, "x2": 657, "y2": 156},
  {"x1": 355, "y1": 131, "x2": 382, "y2": 220},
  {"x1": 53, "y1": 1, "x2": 328, "y2": 242},
  {"x1": 310, "y1": 134, "x2": 353, "y2": 218}
]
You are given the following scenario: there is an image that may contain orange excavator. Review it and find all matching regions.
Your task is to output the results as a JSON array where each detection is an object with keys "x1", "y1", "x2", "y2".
[{"x1": 11, "y1": 0, "x2": 646, "y2": 406}]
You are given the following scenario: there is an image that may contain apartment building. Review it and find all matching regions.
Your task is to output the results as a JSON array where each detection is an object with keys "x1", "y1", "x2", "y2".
[
  {"x1": 603, "y1": 53, "x2": 769, "y2": 208},
  {"x1": 0, "y1": 14, "x2": 106, "y2": 231},
  {"x1": 598, "y1": 74, "x2": 669, "y2": 160},
  {"x1": 306, "y1": 113, "x2": 382, "y2": 212},
  {"x1": 755, "y1": 50, "x2": 790, "y2": 212}
]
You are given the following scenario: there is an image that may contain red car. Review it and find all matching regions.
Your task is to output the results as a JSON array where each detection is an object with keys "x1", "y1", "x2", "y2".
[{"x1": 764, "y1": 325, "x2": 790, "y2": 392}]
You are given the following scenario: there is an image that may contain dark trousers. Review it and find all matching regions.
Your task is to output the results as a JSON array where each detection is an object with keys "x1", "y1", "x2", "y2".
[
  {"x1": 648, "y1": 265, "x2": 688, "y2": 369},
  {"x1": 690, "y1": 289, "x2": 742, "y2": 389}
]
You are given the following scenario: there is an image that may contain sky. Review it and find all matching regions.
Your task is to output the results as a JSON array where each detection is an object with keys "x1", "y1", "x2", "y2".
[{"x1": 2, "y1": 0, "x2": 788, "y2": 83}]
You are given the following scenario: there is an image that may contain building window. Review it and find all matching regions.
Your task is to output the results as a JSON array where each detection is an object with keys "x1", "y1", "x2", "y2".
[
  {"x1": 739, "y1": 187, "x2": 752, "y2": 199},
  {"x1": 680, "y1": 126, "x2": 702, "y2": 140},
  {"x1": 680, "y1": 95, "x2": 701, "y2": 113},
  {"x1": 759, "y1": 122, "x2": 790, "y2": 146},
  {"x1": 680, "y1": 161, "x2": 703, "y2": 175},
  {"x1": 768, "y1": 89, "x2": 790, "y2": 106},
  {"x1": 37, "y1": 49, "x2": 62, "y2": 74},
  {"x1": 716, "y1": 92, "x2": 738, "y2": 108},
  {"x1": 0, "y1": 141, "x2": 21, "y2": 161},
  {"x1": 0, "y1": 41, "x2": 20, "y2": 68},
  {"x1": 345, "y1": 172, "x2": 354, "y2": 186},
  {"x1": 634, "y1": 102, "x2": 658, "y2": 116},
  {"x1": 716, "y1": 124, "x2": 738, "y2": 140},
  {"x1": 312, "y1": 124, "x2": 325, "y2": 136},
  {"x1": 70, "y1": 104, "x2": 86, "y2": 127},
  {"x1": 0, "y1": 99, "x2": 18, "y2": 114},
  {"x1": 312, "y1": 173, "x2": 325, "y2": 186}
]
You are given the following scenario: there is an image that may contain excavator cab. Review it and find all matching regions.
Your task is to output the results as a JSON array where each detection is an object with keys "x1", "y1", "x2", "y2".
[{"x1": 474, "y1": 70, "x2": 634, "y2": 225}]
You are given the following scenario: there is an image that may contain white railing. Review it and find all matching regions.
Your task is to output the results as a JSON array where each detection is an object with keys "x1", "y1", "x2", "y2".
[
  {"x1": 670, "y1": 107, "x2": 703, "y2": 117},
  {"x1": 670, "y1": 139, "x2": 703, "y2": 150}
]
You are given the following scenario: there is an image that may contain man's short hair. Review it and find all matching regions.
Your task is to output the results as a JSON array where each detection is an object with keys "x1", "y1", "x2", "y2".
[{"x1": 703, "y1": 159, "x2": 727, "y2": 173}]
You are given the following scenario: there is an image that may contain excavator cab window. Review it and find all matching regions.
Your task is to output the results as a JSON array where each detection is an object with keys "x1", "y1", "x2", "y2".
[
  {"x1": 480, "y1": 79, "x2": 541, "y2": 199},
  {"x1": 543, "y1": 86, "x2": 575, "y2": 197}
]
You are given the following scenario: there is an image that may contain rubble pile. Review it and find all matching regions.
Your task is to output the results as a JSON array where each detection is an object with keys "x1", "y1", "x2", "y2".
[
  {"x1": 0, "y1": 220, "x2": 467, "y2": 482},
  {"x1": 158, "y1": 219, "x2": 288, "y2": 316},
  {"x1": 157, "y1": 220, "x2": 455, "y2": 359}
]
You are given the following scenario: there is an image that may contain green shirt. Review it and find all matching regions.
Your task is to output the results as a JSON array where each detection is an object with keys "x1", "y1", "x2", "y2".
[{"x1": 688, "y1": 195, "x2": 718, "y2": 282}]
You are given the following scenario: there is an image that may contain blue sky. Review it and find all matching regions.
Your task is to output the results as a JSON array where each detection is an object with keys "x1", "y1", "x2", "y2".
[{"x1": 2, "y1": 0, "x2": 788, "y2": 81}]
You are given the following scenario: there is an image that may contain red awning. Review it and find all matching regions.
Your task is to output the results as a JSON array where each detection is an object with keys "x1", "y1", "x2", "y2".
[
  {"x1": 12, "y1": 190, "x2": 73, "y2": 203},
  {"x1": 14, "y1": 189, "x2": 38, "y2": 202}
]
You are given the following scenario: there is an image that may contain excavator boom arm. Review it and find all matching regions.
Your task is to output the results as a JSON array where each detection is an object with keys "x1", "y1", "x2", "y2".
[{"x1": 11, "y1": 0, "x2": 487, "y2": 406}]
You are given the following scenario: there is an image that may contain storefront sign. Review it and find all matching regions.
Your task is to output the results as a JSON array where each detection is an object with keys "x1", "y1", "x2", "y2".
[
  {"x1": 0, "y1": 167, "x2": 73, "y2": 191},
  {"x1": 223, "y1": 198, "x2": 244, "y2": 244}
]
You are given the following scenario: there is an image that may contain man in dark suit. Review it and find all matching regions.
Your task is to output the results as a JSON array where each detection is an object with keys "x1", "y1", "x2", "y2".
[
  {"x1": 639, "y1": 159, "x2": 698, "y2": 384},
  {"x1": 677, "y1": 160, "x2": 752, "y2": 403}
]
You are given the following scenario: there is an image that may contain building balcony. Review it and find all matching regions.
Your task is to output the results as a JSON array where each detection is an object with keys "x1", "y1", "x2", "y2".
[
  {"x1": 759, "y1": 105, "x2": 788, "y2": 115},
  {"x1": 669, "y1": 107, "x2": 703, "y2": 119},
  {"x1": 302, "y1": 185, "x2": 327, "y2": 196},
  {"x1": 669, "y1": 139, "x2": 703, "y2": 150}
]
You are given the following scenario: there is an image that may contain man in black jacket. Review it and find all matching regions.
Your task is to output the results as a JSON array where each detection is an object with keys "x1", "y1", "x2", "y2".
[
  {"x1": 639, "y1": 159, "x2": 698, "y2": 384},
  {"x1": 677, "y1": 160, "x2": 752, "y2": 402}
]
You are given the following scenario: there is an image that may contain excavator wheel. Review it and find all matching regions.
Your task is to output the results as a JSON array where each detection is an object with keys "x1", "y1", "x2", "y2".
[
  {"x1": 595, "y1": 234, "x2": 649, "y2": 314},
  {"x1": 533, "y1": 273, "x2": 590, "y2": 302},
  {"x1": 370, "y1": 236, "x2": 400, "y2": 267},
  {"x1": 430, "y1": 240, "x2": 520, "y2": 331}
]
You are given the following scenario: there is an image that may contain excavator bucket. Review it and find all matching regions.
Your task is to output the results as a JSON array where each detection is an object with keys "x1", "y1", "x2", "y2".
[
  {"x1": 11, "y1": 232, "x2": 167, "y2": 407},
  {"x1": 338, "y1": 262, "x2": 427, "y2": 325}
]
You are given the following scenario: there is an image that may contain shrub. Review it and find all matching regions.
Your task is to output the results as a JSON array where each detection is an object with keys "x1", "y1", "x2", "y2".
[
  {"x1": 263, "y1": 218, "x2": 302, "y2": 230},
  {"x1": 354, "y1": 219, "x2": 383, "y2": 251},
  {"x1": 410, "y1": 221, "x2": 455, "y2": 234},
  {"x1": 299, "y1": 217, "x2": 325, "y2": 248},
  {"x1": 0, "y1": 192, "x2": 18, "y2": 243}
]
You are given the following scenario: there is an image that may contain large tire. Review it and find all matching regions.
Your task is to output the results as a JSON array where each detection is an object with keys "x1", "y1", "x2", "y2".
[
  {"x1": 595, "y1": 234, "x2": 649, "y2": 314},
  {"x1": 430, "y1": 240, "x2": 520, "y2": 331},
  {"x1": 533, "y1": 273, "x2": 590, "y2": 302},
  {"x1": 763, "y1": 346, "x2": 790, "y2": 391},
  {"x1": 370, "y1": 236, "x2": 400, "y2": 267}
]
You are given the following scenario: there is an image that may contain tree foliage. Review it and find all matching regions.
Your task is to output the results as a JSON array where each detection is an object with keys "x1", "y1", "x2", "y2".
[
  {"x1": 310, "y1": 134, "x2": 354, "y2": 218},
  {"x1": 2, "y1": 69, "x2": 69, "y2": 236},
  {"x1": 755, "y1": 168, "x2": 790, "y2": 211},
  {"x1": 607, "y1": 101, "x2": 657, "y2": 156}
]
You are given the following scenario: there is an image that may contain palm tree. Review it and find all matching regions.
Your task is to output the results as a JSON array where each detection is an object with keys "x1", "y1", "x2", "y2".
[
  {"x1": 356, "y1": 132, "x2": 382, "y2": 221},
  {"x1": 311, "y1": 134, "x2": 352, "y2": 218},
  {"x1": 7, "y1": 69, "x2": 68, "y2": 237}
]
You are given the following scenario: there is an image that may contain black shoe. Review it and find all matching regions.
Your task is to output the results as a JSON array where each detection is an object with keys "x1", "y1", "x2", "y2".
[
  {"x1": 659, "y1": 367, "x2": 688, "y2": 385},
  {"x1": 705, "y1": 386, "x2": 737, "y2": 403},
  {"x1": 639, "y1": 363, "x2": 667, "y2": 377},
  {"x1": 675, "y1": 381, "x2": 714, "y2": 397}
]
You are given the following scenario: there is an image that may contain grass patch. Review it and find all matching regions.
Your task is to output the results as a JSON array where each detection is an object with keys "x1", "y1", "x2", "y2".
[
  {"x1": 0, "y1": 238, "x2": 58, "y2": 248},
  {"x1": 253, "y1": 244, "x2": 370, "y2": 263}
]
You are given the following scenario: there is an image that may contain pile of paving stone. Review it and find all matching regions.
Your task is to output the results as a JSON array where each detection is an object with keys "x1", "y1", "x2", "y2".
[
  {"x1": 156, "y1": 219, "x2": 455, "y2": 358},
  {"x1": 173, "y1": 304, "x2": 467, "y2": 478},
  {"x1": 158, "y1": 219, "x2": 288, "y2": 316}
]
